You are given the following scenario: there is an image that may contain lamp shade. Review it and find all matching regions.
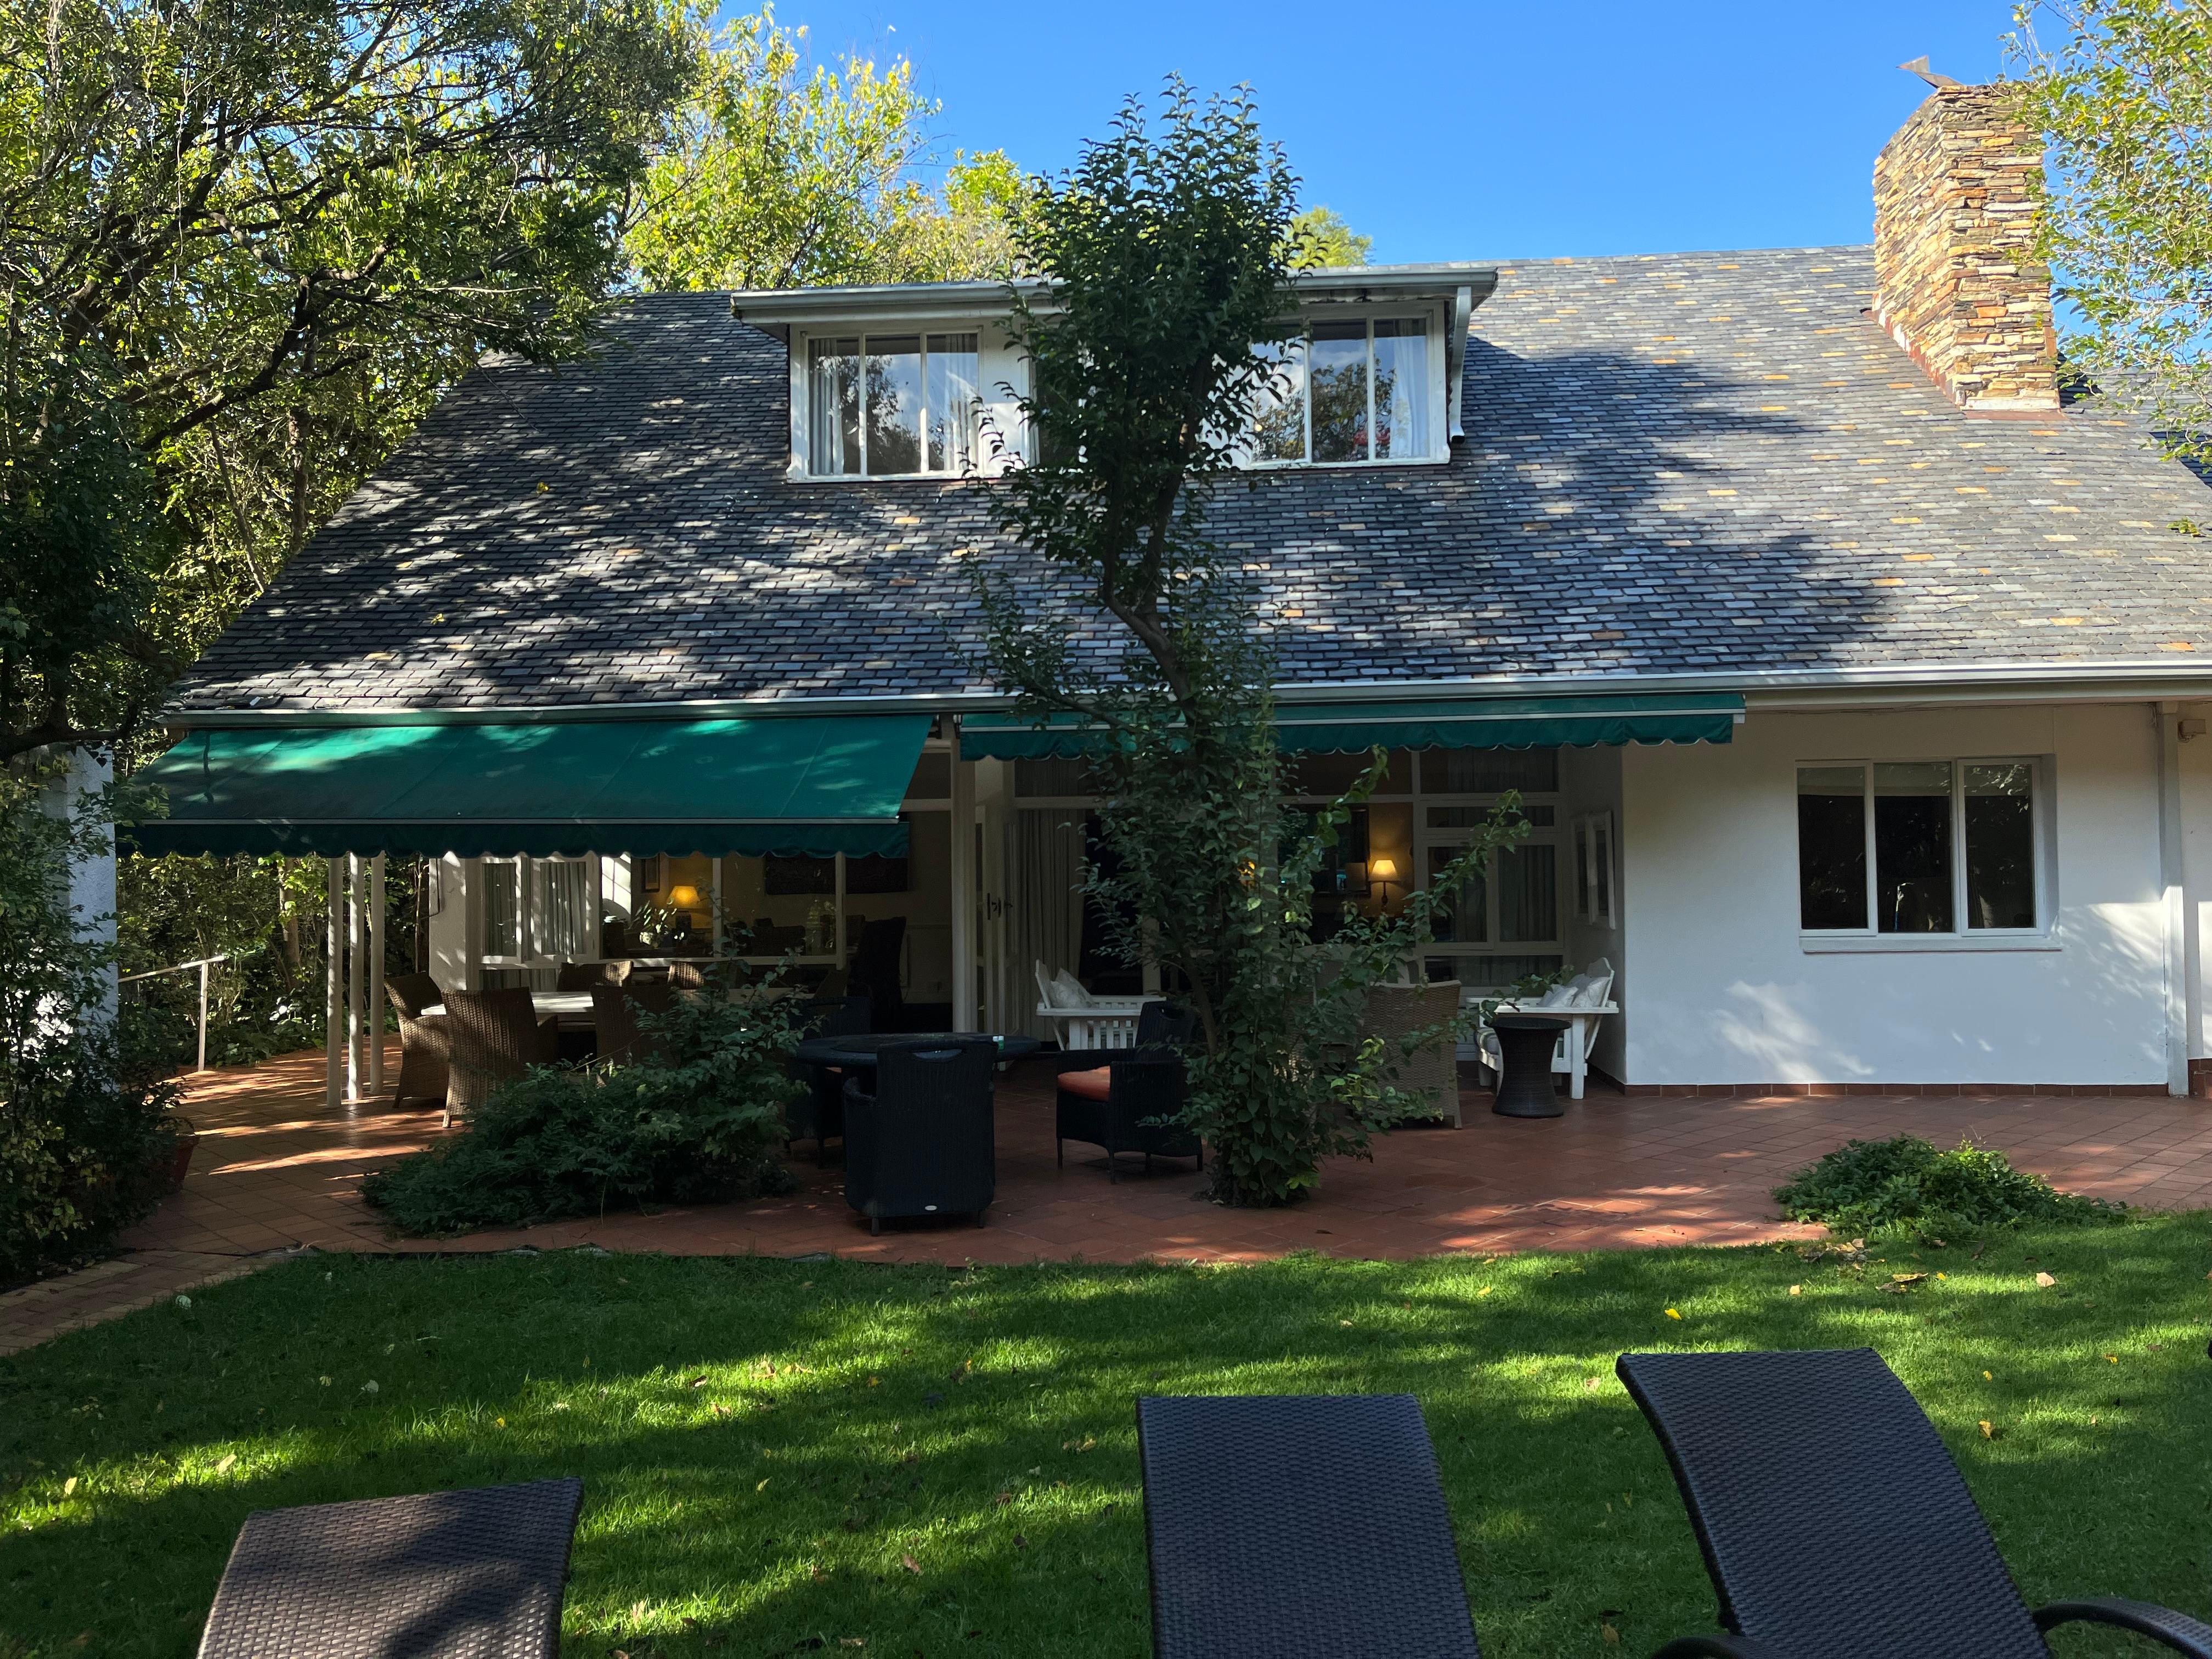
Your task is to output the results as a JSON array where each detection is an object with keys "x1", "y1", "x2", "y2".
[
  {"x1": 666, "y1": 884, "x2": 702, "y2": 910},
  {"x1": 1368, "y1": 857, "x2": 1399, "y2": 882}
]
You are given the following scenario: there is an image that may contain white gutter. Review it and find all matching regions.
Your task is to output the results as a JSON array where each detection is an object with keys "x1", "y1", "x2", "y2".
[{"x1": 165, "y1": 659, "x2": 2212, "y2": 729}]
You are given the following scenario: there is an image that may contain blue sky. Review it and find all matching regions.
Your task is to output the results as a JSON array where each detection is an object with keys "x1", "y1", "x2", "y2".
[{"x1": 764, "y1": 0, "x2": 2025, "y2": 262}]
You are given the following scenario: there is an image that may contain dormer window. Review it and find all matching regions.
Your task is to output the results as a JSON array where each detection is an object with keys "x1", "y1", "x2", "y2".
[
  {"x1": 805, "y1": 332, "x2": 980, "y2": 476},
  {"x1": 1249, "y1": 314, "x2": 1442, "y2": 465}
]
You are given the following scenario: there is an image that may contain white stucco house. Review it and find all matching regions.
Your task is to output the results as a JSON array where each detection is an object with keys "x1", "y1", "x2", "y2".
[{"x1": 136, "y1": 81, "x2": 2212, "y2": 1101}]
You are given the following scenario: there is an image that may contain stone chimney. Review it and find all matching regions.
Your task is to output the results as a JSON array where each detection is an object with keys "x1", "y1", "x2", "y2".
[{"x1": 1872, "y1": 82, "x2": 2059, "y2": 413}]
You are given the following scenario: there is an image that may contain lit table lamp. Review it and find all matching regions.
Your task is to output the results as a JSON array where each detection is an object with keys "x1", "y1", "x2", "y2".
[
  {"x1": 1368, "y1": 857, "x2": 1398, "y2": 906},
  {"x1": 666, "y1": 884, "x2": 701, "y2": 913}
]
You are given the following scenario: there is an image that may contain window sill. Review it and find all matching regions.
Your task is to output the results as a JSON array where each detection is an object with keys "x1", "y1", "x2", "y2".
[
  {"x1": 1798, "y1": 933, "x2": 2060, "y2": 955},
  {"x1": 1240, "y1": 454, "x2": 1449, "y2": 471}
]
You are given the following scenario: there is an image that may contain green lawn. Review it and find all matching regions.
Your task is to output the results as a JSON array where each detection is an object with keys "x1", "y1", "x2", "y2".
[{"x1": 5, "y1": 1219, "x2": 2212, "y2": 1658}]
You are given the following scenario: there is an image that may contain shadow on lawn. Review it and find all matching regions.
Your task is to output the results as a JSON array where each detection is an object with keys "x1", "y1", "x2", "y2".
[{"x1": 4, "y1": 1228, "x2": 2211, "y2": 1658}]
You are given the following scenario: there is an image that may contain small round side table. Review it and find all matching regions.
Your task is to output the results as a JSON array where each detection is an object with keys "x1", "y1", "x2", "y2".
[{"x1": 1491, "y1": 1014, "x2": 1570, "y2": 1118}]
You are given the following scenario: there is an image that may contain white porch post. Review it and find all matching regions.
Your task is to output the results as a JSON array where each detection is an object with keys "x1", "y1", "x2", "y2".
[
  {"x1": 950, "y1": 746, "x2": 978, "y2": 1031},
  {"x1": 2159, "y1": 702, "x2": 2190, "y2": 1096},
  {"x1": 324, "y1": 858, "x2": 343, "y2": 1108},
  {"x1": 346, "y1": 853, "x2": 365, "y2": 1101},
  {"x1": 368, "y1": 853, "x2": 386, "y2": 1091}
]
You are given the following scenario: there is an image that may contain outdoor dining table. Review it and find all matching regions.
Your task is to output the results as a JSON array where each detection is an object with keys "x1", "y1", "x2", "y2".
[{"x1": 794, "y1": 1032, "x2": 1042, "y2": 1072}]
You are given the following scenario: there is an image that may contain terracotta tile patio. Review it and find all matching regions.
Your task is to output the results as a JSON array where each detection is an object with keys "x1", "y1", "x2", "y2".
[{"x1": 9, "y1": 1042, "x2": 2212, "y2": 1355}]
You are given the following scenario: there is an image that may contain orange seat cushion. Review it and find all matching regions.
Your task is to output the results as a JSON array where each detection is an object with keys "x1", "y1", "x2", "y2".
[{"x1": 1059, "y1": 1065, "x2": 1113, "y2": 1101}]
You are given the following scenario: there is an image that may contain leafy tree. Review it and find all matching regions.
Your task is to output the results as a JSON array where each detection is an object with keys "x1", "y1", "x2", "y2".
[
  {"x1": 971, "y1": 84, "x2": 1518, "y2": 1206},
  {"x1": 1289, "y1": 205, "x2": 1372, "y2": 268},
  {"x1": 1, "y1": 0, "x2": 701, "y2": 758},
  {"x1": 2008, "y1": 0, "x2": 2212, "y2": 453},
  {"x1": 627, "y1": 10, "x2": 1022, "y2": 290}
]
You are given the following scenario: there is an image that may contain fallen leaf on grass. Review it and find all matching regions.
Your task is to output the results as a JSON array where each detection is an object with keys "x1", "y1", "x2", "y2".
[
  {"x1": 995, "y1": 1491, "x2": 1013, "y2": 1505},
  {"x1": 1478, "y1": 1287, "x2": 1493, "y2": 1298},
  {"x1": 901, "y1": 1555, "x2": 922, "y2": 1575},
  {"x1": 61, "y1": 1476, "x2": 77, "y2": 1497},
  {"x1": 1602, "y1": 1624, "x2": 1621, "y2": 1644},
  {"x1": 213, "y1": 1454, "x2": 236, "y2": 1474},
  {"x1": 1979, "y1": 1421, "x2": 1996, "y2": 1439},
  {"x1": 1664, "y1": 1308, "x2": 1681, "y2": 1320},
  {"x1": 1788, "y1": 1284, "x2": 1801, "y2": 1295},
  {"x1": 2106, "y1": 1354, "x2": 2119, "y2": 1364},
  {"x1": 757, "y1": 1478, "x2": 771, "y2": 1491},
  {"x1": 687, "y1": 1375, "x2": 708, "y2": 1389},
  {"x1": 1983, "y1": 1370, "x2": 1994, "y2": 1381},
  {"x1": 2035, "y1": 1272, "x2": 2057, "y2": 1288},
  {"x1": 1583, "y1": 1378, "x2": 1602, "y2": 1391}
]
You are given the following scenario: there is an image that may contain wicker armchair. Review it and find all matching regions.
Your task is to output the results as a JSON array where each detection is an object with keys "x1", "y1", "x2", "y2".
[
  {"x1": 384, "y1": 973, "x2": 451, "y2": 1109},
  {"x1": 787, "y1": 995, "x2": 872, "y2": 1164},
  {"x1": 590, "y1": 978, "x2": 674, "y2": 1067},
  {"x1": 555, "y1": 960, "x2": 620, "y2": 991},
  {"x1": 1054, "y1": 1000, "x2": 1203, "y2": 1181},
  {"x1": 1137, "y1": 1393, "x2": 1481, "y2": 1659},
  {"x1": 197, "y1": 1478, "x2": 585, "y2": 1659},
  {"x1": 1617, "y1": 1347, "x2": 2212, "y2": 1659},
  {"x1": 1360, "y1": 979, "x2": 1463, "y2": 1126},
  {"x1": 441, "y1": 989, "x2": 557, "y2": 1127},
  {"x1": 668, "y1": 960, "x2": 708, "y2": 991},
  {"x1": 841, "y1": 1040, "x2": 996, "y2": 1234}
]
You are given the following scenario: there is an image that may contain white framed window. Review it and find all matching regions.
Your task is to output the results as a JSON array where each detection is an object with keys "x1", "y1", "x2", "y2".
[
  {"x1": 803, "y1": 331, "x2": 980, "y2": 477},
  {"x1": 1248, "y1": 312, "x2": 1444, "y2": 466},
  {"x1": 1412, "y1": 747, "x2": 1564, "y2": 989},
  {"x1": 1572, "y1": 811, "x2": 1616, "y2": 929},
  {"x1": 1796, "y1": 758, "x2": 2049, "y2": 946}
]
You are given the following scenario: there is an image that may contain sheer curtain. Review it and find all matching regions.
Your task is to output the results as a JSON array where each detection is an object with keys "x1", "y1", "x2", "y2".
[
  {"x1": 1373, "y1": 318, "x2": 1430, "y2": 459},
  {"x1": 1013, "y1": 810, "x2": 1087, "y2": 1040}
]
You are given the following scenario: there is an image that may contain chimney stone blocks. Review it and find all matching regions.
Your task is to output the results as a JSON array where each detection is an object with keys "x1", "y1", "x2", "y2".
[{"x1": 1872, "y1": 83, "x2": 2061, "y2": 413}]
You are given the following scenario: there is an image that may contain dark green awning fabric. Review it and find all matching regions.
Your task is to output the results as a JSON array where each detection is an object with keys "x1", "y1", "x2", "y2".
[
  {"x1": 958, "y1": 692, "x2": 1742, "y2": 760},
  {"x1": 127, "y1": 715, "x2": 930, "y2": 859},
  {"x1": 1272, "y1": 692, "x2": 1743, "y2": 754}
]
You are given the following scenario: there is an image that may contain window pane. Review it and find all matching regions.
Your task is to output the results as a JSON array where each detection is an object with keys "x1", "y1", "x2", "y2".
[
  {"x1": 1251, "y1": 336, "x2": 1307, "y2": 461},
  {"x1": 924, "y1": 333, "x2": 979, "y2": 472},
  {"x1": 1426, "y1": 844, "x2": 1485, "y2": 943},
  {"x1": 1497, "y1": 842, "x2": 1556, "y2": 942},
  {"x1": 807, "y1": 337, "x2": 861, "y2": 475},
  {"x1": 1372, "y1": 317, "x2": 1431, "y2": 458},
  {"x1": 483, "y1": 860, "x2": 520, "y2": 955},
  {"x1": 1964, "y1": 762, "x2": 2036, "y2": 928},
  {"x1": 1310, "y1": 319, "x2": 1369, "y2": 461},
  {"x1": 1874, "y1": 761, "x2": 1954, "y2": 933},
  {"x1": 864, "y1": 335, "x2": 923, "y2": 474},
  {"x1": 1419, "y1": 748, "x2": 1560, "y2": 793},
  {"x1": 1797, "y1": 765, "x2": 1867, "y2": 929}
]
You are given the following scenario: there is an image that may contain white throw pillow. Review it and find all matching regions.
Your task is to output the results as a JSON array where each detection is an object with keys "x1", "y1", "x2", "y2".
[
  {"x1": 1051, "y1": 969, "x2": 1096, "y2": 1008},
  {"x1": 1534, "y1": 983, "x2": 1573, "y2": 1009}
]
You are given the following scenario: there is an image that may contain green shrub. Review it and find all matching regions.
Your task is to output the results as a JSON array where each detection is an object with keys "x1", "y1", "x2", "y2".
[
  {"x1": 360, "y1": 985, "x2": 802, "y2": 1235},
  {"x1": 1774, "y1": 1134, "x2": 2128, "y2": 1239}
]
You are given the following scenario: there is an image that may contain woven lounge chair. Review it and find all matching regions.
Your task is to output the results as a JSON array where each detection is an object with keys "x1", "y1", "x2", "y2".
[
  {"x1": 1053, "y1": 1000, "x2": 1202, "y2": 1182},
  {"x1": 441, "y1": 989, "x2": 557, "y2": 1127},
  {"x1": 787, "y1": 995, "x2": 872, "y2": 1164},
  {"x1": 197, "y1": 1477, "x2": 584, "y2": 1659},
  {"x1": 1616, "y1": 1347, "x2": 2212, "y2": 1659},
  {"x1": 842, "y1": 1040, "x2": 995, "y2": 1233},
  {"x1": 384, "y1": 973, "x2": 450, "y2": 1109},
  {"x1": 1137, "y1": 1393, "x2": 1481, "y2": 1659},
  {"x1": 1359, "y1": 979, "x2": 1462, "y2": 1126},
  {"x1": 1057, "y1": 1000, "x2": 1212, "y2": 1186}
]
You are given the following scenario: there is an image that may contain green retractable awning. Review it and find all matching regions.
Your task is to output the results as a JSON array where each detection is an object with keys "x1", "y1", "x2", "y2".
[
  {"x1": 958, "y1": 691, "x2": 1742, "y2": 760},
  {"x1": 127, "y1": 715, "x2": 931, "y2": 860}
]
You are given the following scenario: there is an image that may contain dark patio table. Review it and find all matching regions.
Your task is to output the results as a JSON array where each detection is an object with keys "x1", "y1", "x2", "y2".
[
  {"x1": 795, "y1": 1032, "x2": 1041, "y2": 1071},
  {"x1": 1491, "y1": 1014, "x2": 1570, "y2": 1118}
]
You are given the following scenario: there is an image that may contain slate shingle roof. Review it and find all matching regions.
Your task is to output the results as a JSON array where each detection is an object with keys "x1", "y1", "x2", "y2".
[{"x1": 168, "y1": 245, "x2": 2212, "y2": 715}]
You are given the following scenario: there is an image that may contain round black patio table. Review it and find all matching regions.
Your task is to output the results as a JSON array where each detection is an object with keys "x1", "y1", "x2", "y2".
[
  {"x1": 795, "y1": 1032, "x2": 1041, "y2": 1070},
  {"x1": 1491, "y1": 1014, "x2": 1570, "y2": 1118}
]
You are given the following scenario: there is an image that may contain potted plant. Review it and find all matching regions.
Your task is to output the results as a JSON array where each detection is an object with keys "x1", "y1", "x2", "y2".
[{"x1": 158, "y1": 1114, "x2": 199, "y2": 1194}]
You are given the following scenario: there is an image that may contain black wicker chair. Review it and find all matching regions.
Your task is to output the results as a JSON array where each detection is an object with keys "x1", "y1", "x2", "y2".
[
  {"x1": 841, "y1": 1040, "x2": 996, "y2": 1234},
  {"x1": 1137, "y1": 1393, "x2": 1481, "y2": 1659},
  {"x1": 197, "y1": 1477, "x2": 585, "y2": 1659},
  {"x1": 1054, "y1": 999, "x2": 1202, "y2": 1181},
  {"x1": 786, "y1": 995, "x2": 873, "y2": 1163},
  {"x1": 1616, "y1": 1347, "x2": 2212, "y2": 1659}
]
